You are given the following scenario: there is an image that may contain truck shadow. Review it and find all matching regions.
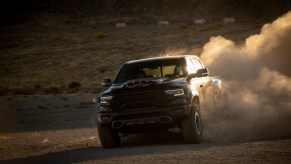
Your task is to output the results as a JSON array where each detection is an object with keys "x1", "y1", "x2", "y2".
[
  {"x1": 4, "y1": 129, "x2": 289, "y2": 163},
  {"x1": 0, "y1": 134, "x2": 237, "y2": 164}
]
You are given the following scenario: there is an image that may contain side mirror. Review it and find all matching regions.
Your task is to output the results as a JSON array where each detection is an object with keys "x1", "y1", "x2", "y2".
[
  {"x1": 186, "y1": 68, "x2": 209, "y2": 81},
  {"x1": 197, "y1": 68, "x2": 209, "y2": 77},
  {"x1": 101, "y1": 79, "x2": 112, "y2": 87}
]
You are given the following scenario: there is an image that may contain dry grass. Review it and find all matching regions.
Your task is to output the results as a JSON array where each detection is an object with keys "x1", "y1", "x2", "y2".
[{"x1": 95, "y1": 31, "x2": 107, "y2": 39}]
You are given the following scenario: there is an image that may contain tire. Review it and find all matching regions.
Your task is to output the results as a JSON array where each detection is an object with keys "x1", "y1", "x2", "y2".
[
  {"x1": 181, "y1": 101, "x2": 202, "y2": 144},
  {"x1": 97, "y1": 123, "x2": 120, "y2": 148}
]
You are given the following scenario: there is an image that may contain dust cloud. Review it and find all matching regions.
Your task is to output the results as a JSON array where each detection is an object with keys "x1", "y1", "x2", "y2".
[{"x1": 200, "y1": 11, "x2": 291, "y2": 142}]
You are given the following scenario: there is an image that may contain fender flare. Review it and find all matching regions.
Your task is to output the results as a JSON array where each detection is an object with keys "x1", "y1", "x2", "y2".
[{"x1": 189, "y1": 89, "x2": 200, "y2": 108}]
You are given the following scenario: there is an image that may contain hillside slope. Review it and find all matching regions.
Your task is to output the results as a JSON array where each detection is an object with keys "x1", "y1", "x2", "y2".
[
  {"x1": 0, "y1": 0, "x2": 290, "y2": 91},
  {"x1": 1, "y1": 0, "x2": 289, "y2": 24}
]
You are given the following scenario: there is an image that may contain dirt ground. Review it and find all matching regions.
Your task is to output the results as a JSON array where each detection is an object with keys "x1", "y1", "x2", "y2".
[{"x1": 0, "y1": 94, "x2": 290, "y2": 163}]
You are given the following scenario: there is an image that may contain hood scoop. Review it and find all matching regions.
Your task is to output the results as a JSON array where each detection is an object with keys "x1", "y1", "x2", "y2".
[{"x1": 125, "y1": 80, "x2": 153, "y2": 88}]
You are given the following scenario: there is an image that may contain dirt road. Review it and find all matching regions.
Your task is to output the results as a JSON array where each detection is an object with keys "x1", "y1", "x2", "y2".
[{"x1": 0, "y1": 94, "x2": 290, "y2": 163}]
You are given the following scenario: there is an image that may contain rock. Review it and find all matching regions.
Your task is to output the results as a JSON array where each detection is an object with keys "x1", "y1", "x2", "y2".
[
  {"x1": 194, "y1": 19, "x2": 206, "y2": 24},
  {"x1": 223, "y1": 17, "x2": 235, "y2": 24},
  {"x1": 158, "y1": 21, "x2": 170, "y2": 26},
  {"x1": 41, "y1": 138, "x2": 49, "y2": 143},
  {"x1": 116, "y1": 23, "x2": 127, "y2": 28}
]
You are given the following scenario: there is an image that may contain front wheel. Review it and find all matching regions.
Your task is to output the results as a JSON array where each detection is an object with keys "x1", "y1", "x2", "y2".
[
  {"x1": 97, "y1": 123, "x2": 120, "y2": 148},
  {"x1": 181, "y1": 102, "x2": 202, "y2": 144}
]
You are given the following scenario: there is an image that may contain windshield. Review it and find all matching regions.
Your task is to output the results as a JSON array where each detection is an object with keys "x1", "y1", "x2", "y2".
[{"x1": 114, "y1": 58, "x2": 187, "y2": 83}]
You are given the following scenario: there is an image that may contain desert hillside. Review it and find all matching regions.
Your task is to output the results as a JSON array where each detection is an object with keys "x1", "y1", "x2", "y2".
[
  {"x1": 1, "y1": 0, "x2": 289, "y2": 24},
  {"x1": 0, "y1": 0, "x2": 290, "y2": 92}
]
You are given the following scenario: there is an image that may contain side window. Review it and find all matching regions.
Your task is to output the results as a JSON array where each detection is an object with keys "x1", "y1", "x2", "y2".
[
  {"x1": 191, "y1": 58, "x2": 204, "y2": 70},
  {"x1": 186, "y1": 58, "x2": 196, "y2": 74}
]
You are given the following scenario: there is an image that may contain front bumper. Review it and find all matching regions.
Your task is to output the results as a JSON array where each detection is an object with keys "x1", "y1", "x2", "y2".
[{"x1": 97, "y1": 104, "x2": 191, "y2": 132}]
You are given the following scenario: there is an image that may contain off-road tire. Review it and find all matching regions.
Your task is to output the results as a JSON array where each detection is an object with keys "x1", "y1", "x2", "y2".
[
  {"x1": 181, "y1": 101, "x2": 202, "y2": 144},
  {"x1": 97, "y1": 123, "x2": 120, "y2": 148}
]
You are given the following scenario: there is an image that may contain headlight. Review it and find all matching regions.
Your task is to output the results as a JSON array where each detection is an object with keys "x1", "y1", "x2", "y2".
[
  {"x1": 165, "y1": 89, "x2": 184, "y2": 96},
  {"x1": 99, "y1": 96, "x2": 113, "y2": 105}
]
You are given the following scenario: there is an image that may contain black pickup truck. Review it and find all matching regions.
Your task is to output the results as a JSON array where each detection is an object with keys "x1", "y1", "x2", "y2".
[{"x1": 96, "y1": 55, "x2": 228, "y2": 148}]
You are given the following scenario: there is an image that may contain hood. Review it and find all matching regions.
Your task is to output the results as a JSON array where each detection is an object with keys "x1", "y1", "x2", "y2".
[{"x1": 101, "y1": 77, "x2": 187, "y2": 95}]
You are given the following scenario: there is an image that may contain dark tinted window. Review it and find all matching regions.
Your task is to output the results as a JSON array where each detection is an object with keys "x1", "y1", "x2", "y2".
[{"x1": 114, "y1": 58, "x2": 187, "y2": 83}]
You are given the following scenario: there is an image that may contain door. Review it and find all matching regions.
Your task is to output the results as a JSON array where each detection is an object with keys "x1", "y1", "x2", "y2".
[{"x1": 189, "y1": 57, "x2": 213, "y2": 105}]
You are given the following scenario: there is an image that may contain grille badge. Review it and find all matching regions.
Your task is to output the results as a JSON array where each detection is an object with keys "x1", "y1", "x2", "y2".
[{"x1": 126, "y1": 80, "x2": 152, "y2": 88}]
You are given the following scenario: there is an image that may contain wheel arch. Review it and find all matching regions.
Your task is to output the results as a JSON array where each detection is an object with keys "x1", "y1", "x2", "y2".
[{"x1": 189, "y1": 89, "x2": 200, "y2": 109}]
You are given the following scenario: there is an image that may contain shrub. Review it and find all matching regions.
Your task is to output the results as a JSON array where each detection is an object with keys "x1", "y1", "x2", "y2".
[
  {"x1": 44, "y1": 87, "x2": 61, "y2": 95},
  {"x1": 96, "y1": 32, "x2": 107, "y2": 39},
  {"x1": 35, "y1": 84, "x2": 42, "y2": 89},
  {"x1": 0, "y1": 90, "x2": 6, "y2": 96},
  {"x1": 99, "y1": 67, "x2": 106, "y2": 73},
  {"x1": 68, "y1": 81, "x2": 81, "y2": 89},
  {"x1": 13, "y1": 89, "x2": 34, "y2": 95},
  {"x1": 179, "y1": 23, "x2": 188, "y2": 30}
]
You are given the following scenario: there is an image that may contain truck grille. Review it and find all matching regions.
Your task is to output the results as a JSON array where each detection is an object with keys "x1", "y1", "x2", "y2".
[{"x1": 112, "y1": 92, "x2": 164, "y2": 110}]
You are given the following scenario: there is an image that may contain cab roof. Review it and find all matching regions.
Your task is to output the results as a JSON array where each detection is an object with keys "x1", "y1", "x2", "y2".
[{"x1": 125, "y1": 55, "x2": 200, "y2": 64}]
